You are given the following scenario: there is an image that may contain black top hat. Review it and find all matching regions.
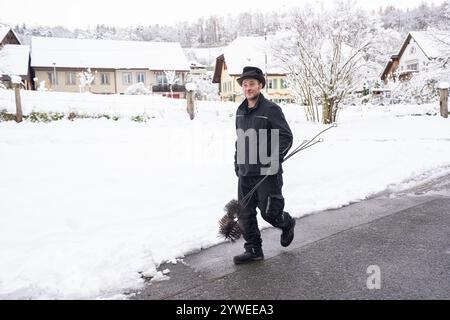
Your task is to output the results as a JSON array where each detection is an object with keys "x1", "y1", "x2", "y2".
[{"x1": 237, "y1": 66, "x2": 266, "y2": 88}]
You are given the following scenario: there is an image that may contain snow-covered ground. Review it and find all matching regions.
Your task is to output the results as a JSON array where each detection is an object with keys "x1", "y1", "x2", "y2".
[{"x1": 0, "y1": 90, "x2": 449, "y2": 299}]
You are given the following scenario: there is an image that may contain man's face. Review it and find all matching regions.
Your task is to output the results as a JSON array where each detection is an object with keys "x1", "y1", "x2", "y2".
[{"x1": 242, "y1": 79, "x2": 262, "y2": 100}]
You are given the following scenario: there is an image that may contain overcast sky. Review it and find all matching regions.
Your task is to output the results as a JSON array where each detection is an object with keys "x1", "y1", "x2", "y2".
[{"x1": 0, "y1": 0, "x2": 446, "y2": 29}]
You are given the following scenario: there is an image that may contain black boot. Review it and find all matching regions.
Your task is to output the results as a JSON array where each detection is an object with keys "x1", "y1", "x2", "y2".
[
  {"x1": 233, "y1": 247, "x2": 264, "y2": 265},
  {"x1": 281, "y1": 218, "x2": 296, "y2": 247}
]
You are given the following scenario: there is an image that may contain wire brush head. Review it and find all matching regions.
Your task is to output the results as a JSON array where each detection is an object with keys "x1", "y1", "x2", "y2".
[{"x1": 218, "y1": 199, "x2": 242, "y2": 241}]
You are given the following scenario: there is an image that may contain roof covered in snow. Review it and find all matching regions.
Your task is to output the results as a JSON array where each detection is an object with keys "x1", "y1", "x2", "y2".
[
  {"x1": 409, "y1": 31, "x2": 450, "y2": 59},
  {"x1": 0, "y1": 45, "x2": 30, "y2": 76},
  {"x1": 222, "y1": 36, "x2": 286, "y2": 76},
  {"x1": 184, "y1": 47, "x2": 225, "y2": 67},
  {"x1": 0, "y1": 27, "x2": 10, "y2": 42},
  {"x1": 31, "y1": 37, "x2": 190, "y2": 71}
]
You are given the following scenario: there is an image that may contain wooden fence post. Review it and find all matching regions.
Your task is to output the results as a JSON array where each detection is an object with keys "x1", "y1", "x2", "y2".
[
  {"x1": 14, "y1": 83, "x2": 23, "y2": 123},
  {"x1": 186, "y1": 90, "x2": 195, "y2": 120},
  {"x1": 439, "y1": 88, "x2": 448, "y2": 119},
  {"x1": 185, "y1": 82, "x2": 197, "y2": 120}
]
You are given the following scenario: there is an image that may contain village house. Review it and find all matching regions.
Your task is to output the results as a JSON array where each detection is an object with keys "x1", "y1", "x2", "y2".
[
  {"x1": 0, "y1": 26, "x2": 21, "y2": 48},
  {"x1": 212, "y1": 36, "x2": 293, "y2": 103},
  {"x1": 30, "y1": 37, "x2": 190, "y2": 97},
  {"x1": 381, "y1": 30, "x2": 450, "y2": 84},
  {"x1": 0, "y1": 44, "x2": 33, "y2": 89},
  {"x1": 0, "y1": 26, "x2": 33, "y2": 89}
]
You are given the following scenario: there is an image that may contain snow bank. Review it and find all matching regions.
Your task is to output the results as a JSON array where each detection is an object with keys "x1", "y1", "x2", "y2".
[{"x1": 0, "y1": 91, "x2": 449, "y2": 299}]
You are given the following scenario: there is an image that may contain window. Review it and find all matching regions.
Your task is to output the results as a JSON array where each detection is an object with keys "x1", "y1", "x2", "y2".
[
  {"x1": 137, "y1": 73, "x2": 146, "y2": 84},
  {"x1": 178, "y1": 72, "x2": 184, "y2": 83},
  {"x1": 273, "y1": 79, "x2": 278, "y2": 89},
  {"x1": 122, "y1": 73, "x2": 132, "y2": 85},
  {"x1": 267, "y1": 79, "x2": 273, "y2": 89},
  {"x1": 406, "y1": 63, "x2": 419, "y2": 71},
  {"x1": 410, "y1": 46, "x2": 416, "y2": 54},
  {"x1": 157, "y1": 74, "x2": 167, "y2": 85},
  {"x1": 280, "y1": 79, "x2": 287, "y2": 88},
  {"x1": 100, "y1": 73, "x2": 110, "y2": 85},
  {"x1": 66, "y1": 72, "x2": 77, "y2": 85},
  {"x1": 48, "y1": 72, "x2": 58, "y2": 85}
]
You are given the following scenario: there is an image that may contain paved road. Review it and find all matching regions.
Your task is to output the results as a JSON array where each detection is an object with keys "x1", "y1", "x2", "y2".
[{"x1": 134, "y1": 173, "x2": 450, "y2": 300}]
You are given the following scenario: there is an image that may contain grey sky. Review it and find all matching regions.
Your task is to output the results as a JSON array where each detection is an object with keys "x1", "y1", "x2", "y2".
[{"x1": 0, "y1": 0, "x2": 446, "y2": 29}]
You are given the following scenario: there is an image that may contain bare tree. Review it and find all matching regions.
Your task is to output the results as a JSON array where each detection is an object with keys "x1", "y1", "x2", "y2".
[
  {"x1": 78, "y1": 68, "x2": 96, "y2": 93},
  {"x1": 273, "y1": 3, "x2": 379, "y2": 123},
  {"x1": 164, "y1": 70, "x2": 179, "y2": 98}
]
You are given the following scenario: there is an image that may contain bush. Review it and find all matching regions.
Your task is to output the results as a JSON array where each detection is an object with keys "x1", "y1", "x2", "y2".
[
  {"x1": 96, "y1": 114, "x2": 110, "y2": 120},
  {"x1": 131, "y1": 115, "x2": 145, "y2": 122},
  {"x1": 29, "y1": 112, "x2": 51, "y2": 123},
  {"x1": 126, "y1": 82, "x2": 151, "y2": 95},
  {"x1": 68, "y1": 112, "x2": 91, "y2": 121},
  {"x1": 27, "y1": 112, "x2": 65, "y2": 123},
  {"x1": 0, "y1": 110, "x2": 16, "y2": 121},
  {"x1": 51, "y1": 113, "x2": 65, "y2": 121}
]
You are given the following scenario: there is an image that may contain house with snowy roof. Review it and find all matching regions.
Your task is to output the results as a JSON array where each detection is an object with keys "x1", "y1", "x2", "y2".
[
  {"x1": 0, "y1": 26, "x2": 21, "y2": 47},
  {"x1": 0, "y1": 44, "x2": 32, "y2": 89},
  {"x1": 212, "y1": 36, "x2": 293, "y2": 103},
  {"x1": 30, "y1": 37, "x2": 190, "y2": 97},
  {"x1": 381, "y1": 30, "x2": 450, "y2": 84}
]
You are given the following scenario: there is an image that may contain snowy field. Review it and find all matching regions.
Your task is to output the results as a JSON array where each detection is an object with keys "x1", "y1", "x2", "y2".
[{"x1": 0, "y1": 90, "x2": 449, "y2": 299}]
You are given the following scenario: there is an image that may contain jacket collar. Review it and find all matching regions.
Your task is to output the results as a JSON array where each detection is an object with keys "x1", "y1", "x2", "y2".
[{"x1": 238, "y1": 93, "x2": 265, "y2": 114}]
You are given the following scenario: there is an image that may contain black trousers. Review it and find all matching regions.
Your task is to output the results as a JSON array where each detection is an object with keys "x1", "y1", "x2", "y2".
[{"x1": 237, "y1": 174, "x2": 293, "y2": 251}]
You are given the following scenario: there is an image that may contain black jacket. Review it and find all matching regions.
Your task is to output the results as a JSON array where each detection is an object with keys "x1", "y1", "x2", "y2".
[{"x1": 234, "y1": 94, "x2": 293, "y2": 176}]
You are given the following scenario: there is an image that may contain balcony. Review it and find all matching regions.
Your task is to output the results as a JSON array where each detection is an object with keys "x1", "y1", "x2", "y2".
[{"x1": 152, "y1": 84, "x2": 186, "y2": 92}]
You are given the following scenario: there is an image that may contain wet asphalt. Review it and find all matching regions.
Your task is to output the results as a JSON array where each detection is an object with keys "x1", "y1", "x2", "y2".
[{"x1": 133, "y1": 173, "x2": 450, "y2": 300}]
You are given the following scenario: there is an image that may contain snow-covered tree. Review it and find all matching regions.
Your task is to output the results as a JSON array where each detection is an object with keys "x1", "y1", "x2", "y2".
[
  {"x1": 194, "y1": 78, "x2": 219, "y2": 101},
  {"x1": 273, "y1": 3, "x2": 381, "y2": 123},
  {"x1": 78, "y1": 68, "x2": 95, "y2": 93},
  {"x1": 438, "y1": 0, "x2": 450, "y2": 30},
  {"x1": 444, "y1": 0, "x2": 450, "y2": 18},
  {"x1": 187, "y1": 74, "x2": 219, "y2": 101},
  {"x1": 6, "y1": 3, "x2": 450, "y2": 47}
]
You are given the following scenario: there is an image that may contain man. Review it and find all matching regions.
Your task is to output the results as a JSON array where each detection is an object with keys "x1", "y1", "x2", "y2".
[{"x1": 233, "y1": 66, "x2": 296, "y2": 265}]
